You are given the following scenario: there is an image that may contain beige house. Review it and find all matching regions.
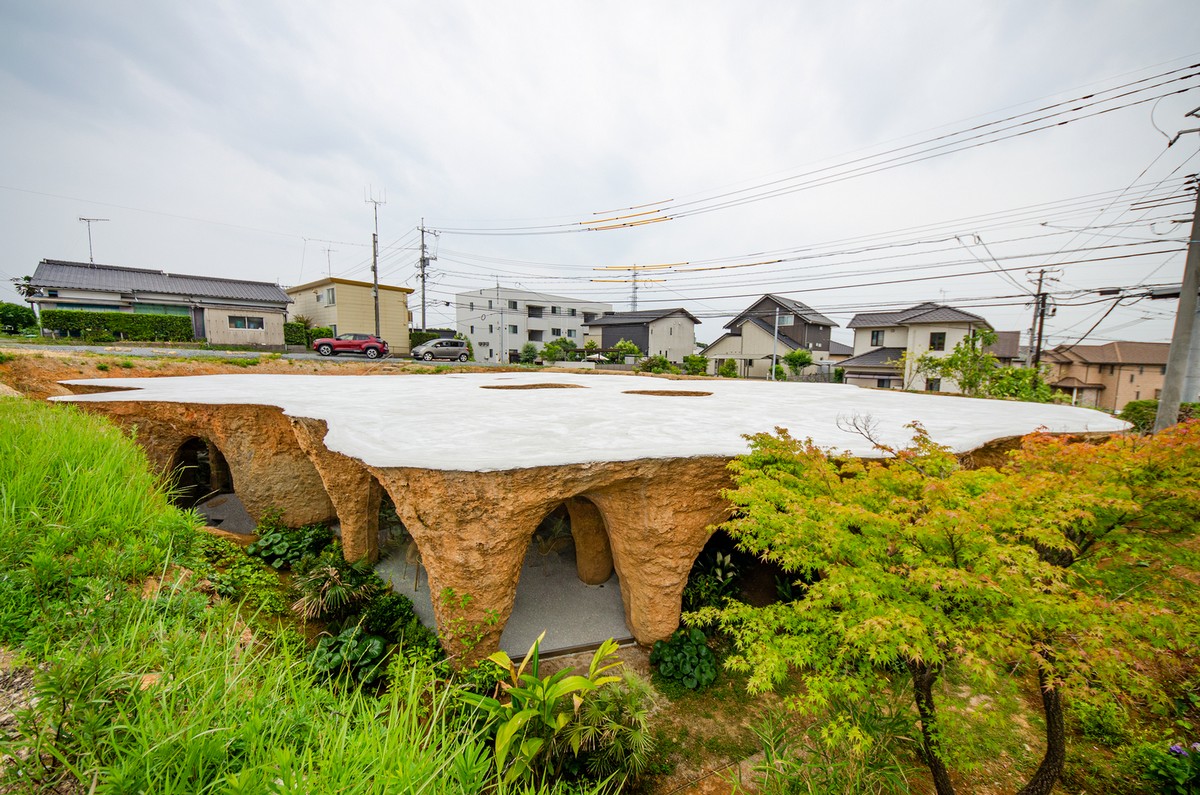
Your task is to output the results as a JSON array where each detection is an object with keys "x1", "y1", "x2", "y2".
[
  {"x1": 840, "y1": 302, "x2": 1016, "y2": 393},
  {"x1": 27, "y1": 259, "x2": 291, "y2": 347},
  {"x1": 287, "y1": 278, "x2": 413, "y2": 355},
  {"x1": 1043, "y1": 341, "x2": 1171, "y2": 412}
]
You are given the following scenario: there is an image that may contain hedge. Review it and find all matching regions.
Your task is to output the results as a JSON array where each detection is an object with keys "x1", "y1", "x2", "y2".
[
  {"x1": 284, "y1": 322, "x2": 307, "y2": 346},
  {"x1": 307, "y1": 327, "x2": 333, "y2": 345},
  {"x1": 41, "y1": 309, "x2": 194, "y2": 342},
  {"x1": 1118, "y1": 399, "x2": 1200, "y2": 434}
]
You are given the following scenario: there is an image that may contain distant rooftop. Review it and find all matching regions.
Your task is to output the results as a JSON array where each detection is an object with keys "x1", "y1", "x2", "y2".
[
  {"x1": 847, "y1": 302, "x2": 990, "y2": 329},
  {"x1": 586, "y1": 308, "x2": 701, "y2": 326},
  {"x1": 30, "y1": 259, "x2": 291, "y2": 305}
]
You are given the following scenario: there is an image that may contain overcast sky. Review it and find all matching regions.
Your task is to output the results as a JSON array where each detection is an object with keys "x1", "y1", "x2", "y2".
[{"x1": 2, "y1": 1, "x2": 1198, "y2": 346}]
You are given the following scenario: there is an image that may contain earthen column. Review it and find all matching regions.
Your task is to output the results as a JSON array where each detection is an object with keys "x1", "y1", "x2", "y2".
[{"x1": 566, "y1": 497, "x2": 613, "y2": 584}]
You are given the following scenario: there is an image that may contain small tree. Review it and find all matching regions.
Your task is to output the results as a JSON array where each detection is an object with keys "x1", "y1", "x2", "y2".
[
  {"x1": 781, "y1": 349, "x2": 813, "y2": 378},
  {"x1": 610, "y1": 339, "x2": 641, "y2": 361},
  {"x1": 0, "y1": 302, "x2": 36, "y2": 333},
  {"x1": 913, "y1": 329, "x2": 998, "y2": 396},
  {"x1": 717, "y1": 359, "x2": 738, "y2": 378},
  {"x1": 520, "y1": 342, "x2": 538, "y2": 364},
  {"x1": 682, "y1": 354, "x2": 708, "y2": 376},
  {"x1": 635, "y1": 355, "x2": 680, "y2": 375},
  {"x1": 982, "y1": 364, "x2": 1053, "y2": 402}
]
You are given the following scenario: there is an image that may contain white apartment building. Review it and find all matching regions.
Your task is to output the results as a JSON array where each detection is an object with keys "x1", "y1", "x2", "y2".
[{"x1": 455, "y1": 287, "x2": 613, "y2": 363}]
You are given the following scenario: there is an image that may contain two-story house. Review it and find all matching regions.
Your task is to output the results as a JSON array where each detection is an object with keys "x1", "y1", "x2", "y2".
[
  {"x1": 456, "y1": 287, "x2": 613, "y2": 363},
  {"x1": 840, "y1": 302, "x2": 1015, "y2": 393},
  {"x1": 583, "y1": 308, "x2": 700, "y2": 364},
  {"x1": 702, "y1": 294, "x2": 838, "y2": 378},
  {"x1": 1042, "y1": 341, "x2": 1172, "y2": 411},
  {"x1": 27, "y1": 259, "x2": 291, "y2": 347},
  {"x1": 286, "y1": 277, "x2": 413, "y2": 355}
]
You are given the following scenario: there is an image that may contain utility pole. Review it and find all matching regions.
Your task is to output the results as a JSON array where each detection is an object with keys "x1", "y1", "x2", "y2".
[
  {"x1": 324, "y1": 247, "x2": 336, "y2": 277},
  {"x1": 1154, "y1": 181, "x2": 1200, "y2": 432},
  {"x1": 79, "y1": 217, "x2": 108, "y2": 264},
  {"x1": 770, "y1": 307, "x2": 780, "y2": 380},
  {"x1": 365, "y1": 191, "x2": 385, "y2": 338},
  {"x1": 419, "y1": 221, "x2": 429, "y2": 332},
  {"x1": 497, "y1": 280, "x2": 505, "y2": 364}
]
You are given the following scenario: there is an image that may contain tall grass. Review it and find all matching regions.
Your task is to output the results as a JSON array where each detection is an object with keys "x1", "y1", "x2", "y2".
[{"x1": 0, "y1": 399, "x2": 610, "y2": 794}]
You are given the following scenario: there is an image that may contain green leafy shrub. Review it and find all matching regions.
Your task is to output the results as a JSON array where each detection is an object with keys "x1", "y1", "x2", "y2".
[
  {"x1": 95, "y1": 362, "x2": 110, "y2": 371},
  {"x1": 0, "y1": 301, "x2": 36, "y2": 332},
  {"x1": 718, "y1": 359, "x2": 738, "y2": 378},
  {"x1": 360, "y1": 592, "x2": 442, "y2": 664},
  {"x1": 782, "y1": 348, "x2": 813, "y2": 377},
  {"x1": 283, "y1": 321, "x2": 307, "y2": 345},
  {"x1": 682, "y1": 551, "x2": 739, "y2": 612},
  {"x1": 1131, "y1": 740, "x2": 1200, "y2": 794},
  {"x1": 569, "y1": 671, "x2": 658, "y2": 781},
  {"x1": 610, "y1": 338, "x2": 641, "y2": 360},
  {"x1": 682, "y1": 354, "x2": 708, "y2": 376},
  {"x1": 83, "y1": 328, "x2": 116, "y2": 344},
  {"x1": 307, "y1": 326, "x2": 333, "y2": 345},
  {"x1": 311, "y1": 625, "x2": 390, "y2": 684},
  {"x1": 520, "y1": 342, "x2": 538, "y2": 364},
  {"x1": 246, "y1": 510, "x2": 333, "y2": 569},
  {"x1": 1069, "y1": 695, "x2": 1129, "y2": 746},
  {"x1": 649, "y1": 628, "x2": 717, "y2": 692},
  {"x1": 1120, "y1": 399, "x2": 1200, "y2": 434},
  {"x1": 41, "y1": 309, "x2": 194, "y2": 342},
  {"x1": 190, "y1": 534, "x2": 291, "y2": 615},
  {"x1": 772, "y1": 364, "x2": 786, "y2": 381},
  {"x1": 292, "y1": 544, "x2": 384, "y2": 621},
  {"x1": 635, "y1": 355, "x2": 680, "y2": 375}
]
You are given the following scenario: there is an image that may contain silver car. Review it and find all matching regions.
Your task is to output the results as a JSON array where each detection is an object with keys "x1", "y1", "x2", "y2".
[{"x1": 411, "y1": 338, "x2": 469, "y2": 362}]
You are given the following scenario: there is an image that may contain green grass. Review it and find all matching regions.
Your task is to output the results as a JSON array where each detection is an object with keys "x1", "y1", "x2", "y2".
[{"x1": 0, "y1": 399, "x2": 612, "y2": 795}]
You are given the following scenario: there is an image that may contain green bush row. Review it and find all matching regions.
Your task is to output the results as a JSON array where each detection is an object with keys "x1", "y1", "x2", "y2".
[{"x1": 41, "y1": 309, "x2": 195, "y2": 341}]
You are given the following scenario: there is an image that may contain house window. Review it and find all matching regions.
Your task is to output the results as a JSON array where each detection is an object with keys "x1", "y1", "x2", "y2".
[
  {"x1": 1161, "y1": 365, "x2": 1168, "y2": 375},
  {"x1": 1135, "y1": 391, "x2": 1140, "y2": 400},
  {"x1": 469, "y1": 302, "x2": 474, "y2": 311},
  {"x1": 925, "y1": 378, "x2": 941, "y2": 392},
  {"x1": 1155, "y1": 389, "x2": 1162, "y2": 399},
  {"x1": 488, "y1": 300, "x2": 493, "y2": 309},
  {"x1": 324, "y1": 287, "x2": 336, "y2": 305},
  {"x1": 47, "y1": 290, "x2": 59, "y2": 298},
  {"x1": 551, "y1": 327, "x2": 562, "y2": 336},
  {"x1": 1130, "y1": 374, "x2": 1135, "y2": 383},
  {"x1": 567, "y1": 329, "x2": 576, "y2": 338},
  {"x1": 470, "y1": 325, "x2": 475, "y2": 334},
  {"x1": 1138, "y1": 366, "x2": 1144, "y2": 375},
  {"x1": 929, "y1": 332, "x2": 946, "y2": 351},
  {"x1": 568, "y1": 308, "x2": 577, "y2": 317},
  {"x1": 508, "y1": 300, "x2": 518, "y2": 310},
  {"x1": 876, "y1": 378, "x2": 892, "y2": 389},
  {"x1": 870, "y1": 330, "x2": 885, "y2": 346},
  {"x1": 228, "y1": 316, "x2": 265, "y2": 330},
  {"x1": 551, "y1": 306, "x2": 560, "y2": 315},
  {"x1": 778, "y1": 313, "x2": 795, "y2": 325},
  {"x1": 489, "y1": 324, "x2": 494, "y2": 333},
  {"x1": 583, "y1": 312, "x2": 596, "y2": 323},
  {"x1": 508, "y1": 324, "x2": 518, "y2": 334}
]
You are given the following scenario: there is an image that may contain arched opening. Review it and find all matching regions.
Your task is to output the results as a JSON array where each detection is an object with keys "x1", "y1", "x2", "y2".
[
  {"x1": 373, "y1": 483, "x2": 440, "y2": 633},
  {"x1": 683, "y1": 529, "x2": 787, "y2": 613},
  {"x1": 500, "y1": 498, "x2": 631, "y2": 656},
  {"x1": 170, "y1": 437, "x2": 248, "y2": 532}
]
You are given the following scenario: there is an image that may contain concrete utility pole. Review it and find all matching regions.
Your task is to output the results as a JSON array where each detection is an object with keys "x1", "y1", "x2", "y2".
[
  {"x1": 497, "y1": 280, "x2": 505, "y2": 363},
  {"x1": 419, "y1": 222, "x2": 428, "y2": 332},
  {"x1": 1154, "y1": 182, "x2": 1200, "y2": 432},
  {"x1": 79, "y1": 217, "x2": 108, "y2": 264},
  {"x1": 770, "y1": 306, "x2": 780, "y2": 380},
  {"x1": 365, "y1": 192, "x2": 385, "y2": 338}
]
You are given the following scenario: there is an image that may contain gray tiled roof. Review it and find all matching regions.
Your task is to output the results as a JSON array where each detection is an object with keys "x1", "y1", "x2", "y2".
[
  {"x1": 847, "y1": 302, "x2": 990, "y2": 329},
  {"x1": 828, "y1": 340, "x2": 854, "y2": 356},
  {"x1": 838, "y1": 347, "x2": 906, "y2": 368},
  {"x1": 585, "y1": 308, "x2": 701, "y2": 326},
  {"x1": 31, "y1": 260, "x2": 291, "y2": 305},
  {"x1": 726, "y1": 294, "x2": 836, "y2": 331}
]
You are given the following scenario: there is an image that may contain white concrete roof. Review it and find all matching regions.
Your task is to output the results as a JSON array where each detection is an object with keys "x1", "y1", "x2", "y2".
[{"x1": 52, "y1": 372, "x2": 1129, "y2": 472}]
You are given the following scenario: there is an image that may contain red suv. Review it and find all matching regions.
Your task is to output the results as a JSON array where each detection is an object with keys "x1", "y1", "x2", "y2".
[{"x1": 312, "y1": 333, "x2": 389, "y2": 359}]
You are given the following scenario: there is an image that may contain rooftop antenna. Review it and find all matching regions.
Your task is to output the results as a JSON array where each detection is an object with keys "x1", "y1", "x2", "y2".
[
  {"x1": 78, "y1": 217, "x2": 109, "y2": 263},
  {"x1": 324, "y1": 247, "x2": 336, "y2": 277}
]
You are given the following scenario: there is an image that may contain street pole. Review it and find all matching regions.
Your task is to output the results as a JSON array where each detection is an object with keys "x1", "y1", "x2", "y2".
[
  {"x1": 365, "y1": 194, "x2": 384, "y2": 338},
  {"x1": 497, "y1": 280, "x2": 506, "y2": 364},
  {"x1": 419, "y1": 222, "x2": 428, "y2": 332},
  {"x1": 770, "y1": 307, "x2": 780, "y2": 380},
  {"x1": 1154, "y1": 185, "x2": 1200, "y2": 432},
  {"x1": 1029, "y1": 269, "x2": 1047, "y2": 367}
]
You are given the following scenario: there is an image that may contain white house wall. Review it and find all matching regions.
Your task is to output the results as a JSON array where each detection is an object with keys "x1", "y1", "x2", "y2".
[
  {"x1": 647, "y1": 316, "x2": 696, "y2": 364},
  {"x1": 204, "y1": 307, "x2": 286, "y2": 346}
]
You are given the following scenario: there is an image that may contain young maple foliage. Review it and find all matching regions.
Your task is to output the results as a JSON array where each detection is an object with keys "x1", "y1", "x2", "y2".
[{"x1": 703, "y1": 420, "x2": 1200, "y2": 795}]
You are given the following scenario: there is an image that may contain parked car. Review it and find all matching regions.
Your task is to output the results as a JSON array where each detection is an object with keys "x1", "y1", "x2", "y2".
[
  {"x1": 411, "y1": 338, "x2": 469, "y2": 362},
  {"x1": 312, "y1": 333, "x2": 389, "y2": 359}
]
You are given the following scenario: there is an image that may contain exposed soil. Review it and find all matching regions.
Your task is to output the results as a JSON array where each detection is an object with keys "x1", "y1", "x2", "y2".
[
  {"x1": 623, "y1": 390, "x2": 713, "y2": 397},
  {"x1": 481, "y1": 383, "x2": 588, "y2": 389}
]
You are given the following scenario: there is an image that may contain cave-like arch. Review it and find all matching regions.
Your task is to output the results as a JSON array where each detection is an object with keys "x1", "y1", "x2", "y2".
[{"x1": 169, "y1": 436, "x2": 234, "y2": 509}]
